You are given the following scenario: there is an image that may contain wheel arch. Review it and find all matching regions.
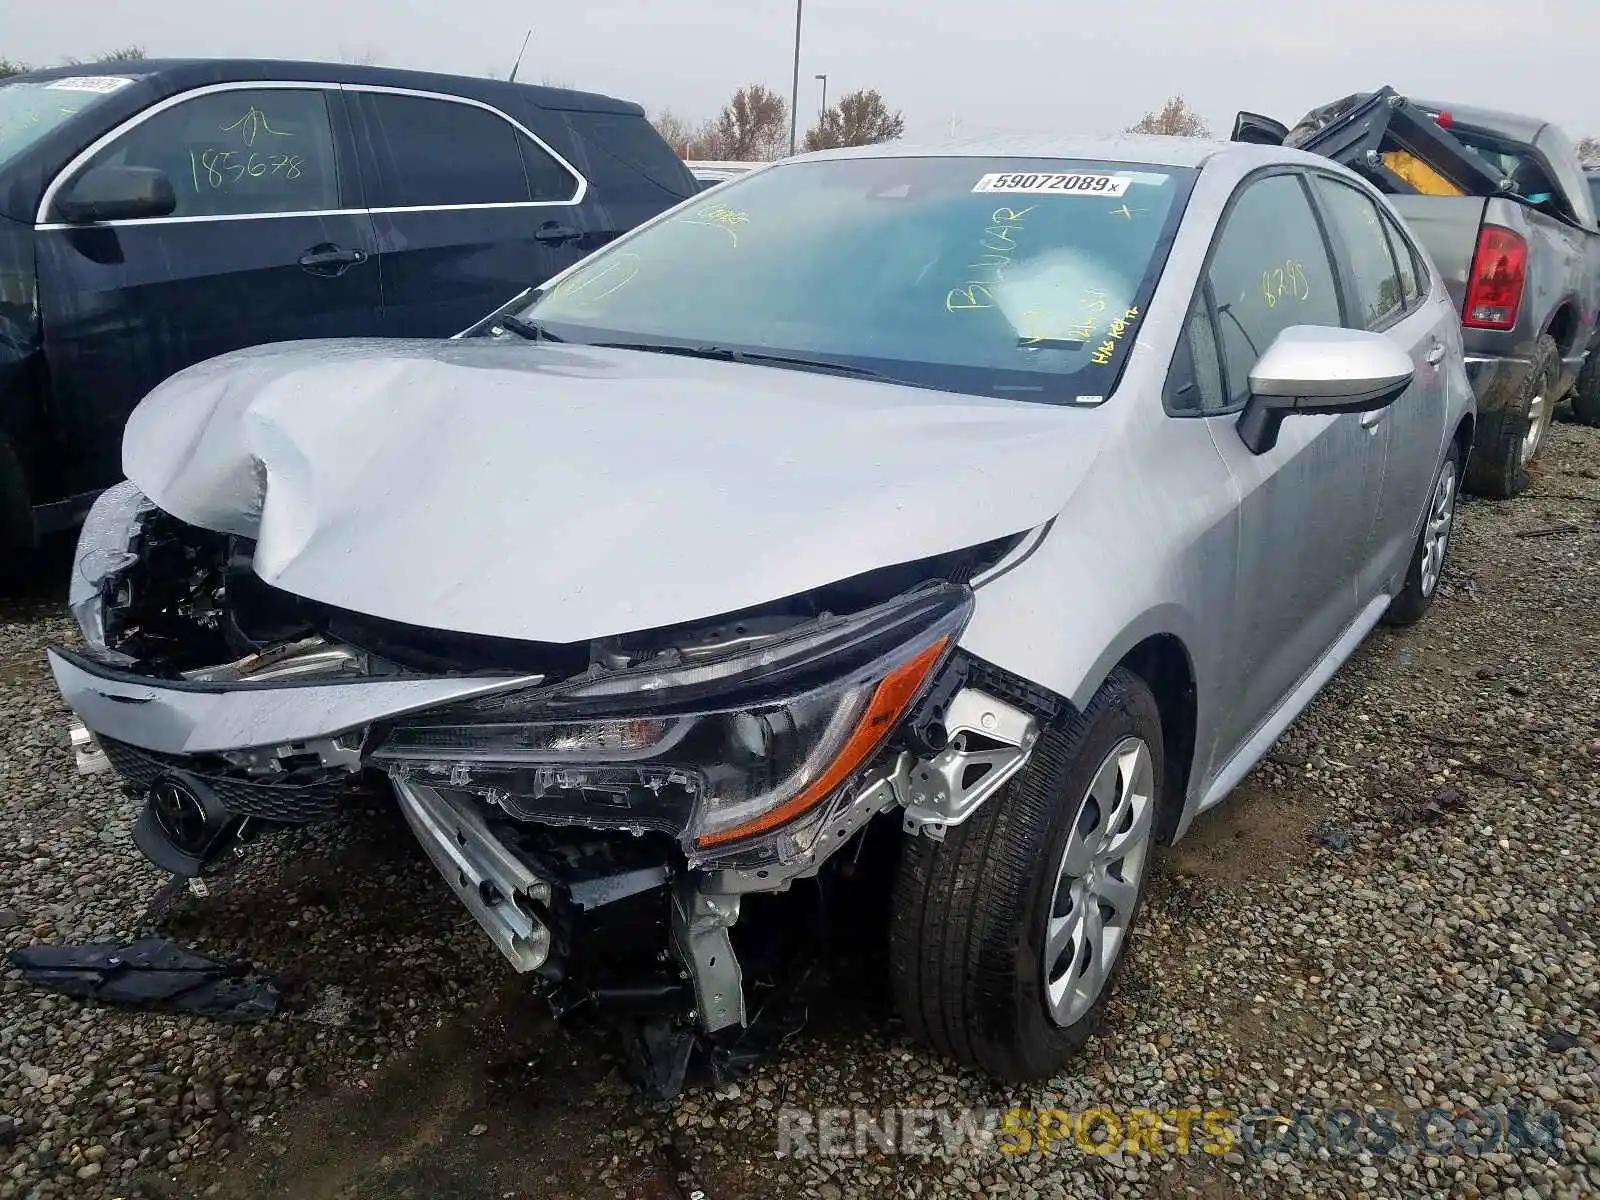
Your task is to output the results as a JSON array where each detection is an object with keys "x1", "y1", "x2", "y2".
[
  {"x1": 1114, "y1": 633, "x2": 1198, "y2": 846},
  {"x1": 1542, "y1": 299, "x2": 1583, "y2": 359}
]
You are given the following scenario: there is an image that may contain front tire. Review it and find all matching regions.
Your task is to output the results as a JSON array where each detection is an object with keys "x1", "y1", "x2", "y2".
[
  {"x1": 889, "y1": 667, "x2": 1164, "y2": 1081},
  {"x1": 1383, "y1": 439, "x2": 1462, "y2": 627},
  {"x1": 1463, "y1": 334, "x2": 1558, "y2": 499}
]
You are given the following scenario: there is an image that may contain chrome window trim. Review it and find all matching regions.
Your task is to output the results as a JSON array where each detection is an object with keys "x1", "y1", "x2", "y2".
[{"x1": 35, "y1": 78, "x2": 588, "y2": 227}]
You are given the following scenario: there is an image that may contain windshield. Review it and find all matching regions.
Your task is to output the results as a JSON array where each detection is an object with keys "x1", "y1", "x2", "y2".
[
  {"x1": 0, "y1": 76, "x2": 134, "y2": 173},
  {"x1": 519, "y1": 155, "x2": 1196, "y2": 403}
]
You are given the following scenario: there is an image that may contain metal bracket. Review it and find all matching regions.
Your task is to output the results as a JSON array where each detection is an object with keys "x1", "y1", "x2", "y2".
[
  {"x1": 671, "y1": 880, "x2": 745, "y2": 1033},
  {"x1": 901, "y1": 687, "x2": 1039, "y2": 841}
]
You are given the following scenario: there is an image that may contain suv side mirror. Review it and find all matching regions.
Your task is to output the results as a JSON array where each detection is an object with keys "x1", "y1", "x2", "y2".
[
  {"x1": 56, "y1": 165, "x2": 177, "y2": 224},
  {"x1": 1237, "y1": 325, "x2": 1415, "y2": 455}
]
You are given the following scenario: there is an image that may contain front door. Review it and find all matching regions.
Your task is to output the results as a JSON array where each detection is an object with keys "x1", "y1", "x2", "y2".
[
  {"x1": 345, "y1": 88, "x2": 592, "y2": 337},
  {"x1": 34, "y1": 83, "x2": 380, "y2": 496},
  {"x1": 1195, "y1": 170, "x2": 1390, "y2": 763}
]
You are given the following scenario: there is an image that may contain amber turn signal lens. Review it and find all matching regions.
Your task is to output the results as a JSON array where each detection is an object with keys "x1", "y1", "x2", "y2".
[{"x1": 694, "y1": 635, "x2": 950, "y2": 848}]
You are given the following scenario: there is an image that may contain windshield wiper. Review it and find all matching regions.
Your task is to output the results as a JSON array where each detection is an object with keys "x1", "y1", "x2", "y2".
[
  {"x1": 495, "y1": 315, "x2": 563, "y2": 342},
  {"x1": 590, "y1": 342, "x2": 890, "y2": 382}
]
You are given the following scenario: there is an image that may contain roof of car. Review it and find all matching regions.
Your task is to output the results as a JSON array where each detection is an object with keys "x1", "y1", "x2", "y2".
[
  {"x1": 9, "y1": 58, "x2": 644, "y2": 116},
  {"x1": 789, "y1": 131, "x2": 1307, "y2": 172},
  {"x1": 1405, "y1": 96, "x2": 1547, "y2": 145}
]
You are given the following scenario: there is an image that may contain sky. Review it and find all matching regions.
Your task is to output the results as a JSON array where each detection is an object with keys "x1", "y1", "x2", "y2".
[{"x1": 5, "y1": 0, "x2": 1599, "y2": 146}]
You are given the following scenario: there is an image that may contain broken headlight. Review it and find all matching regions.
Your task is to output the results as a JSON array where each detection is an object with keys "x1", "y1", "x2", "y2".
[
  {"x1": 372, "y1": 582, "x2": 973, "y2": 856},
  {"x1": 68, "y1": 480, "x2": 155, "y2": 666}
]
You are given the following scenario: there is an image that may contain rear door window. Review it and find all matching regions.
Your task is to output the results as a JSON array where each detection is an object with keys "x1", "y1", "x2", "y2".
[
  {"x1": 1311, "y1": 176, "x2": 1406, "y2": 331},
  {"x1": 353, "y1": 91, "x2": 577, "y2": 207},
  {"x1": 63, "y1": 87, "x2": 342, "y2": 218}
]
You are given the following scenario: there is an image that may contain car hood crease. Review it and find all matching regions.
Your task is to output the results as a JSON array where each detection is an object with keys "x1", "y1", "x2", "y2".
[{"x1": 123, "y1": 338, "x2": 1101, "y2": 644}]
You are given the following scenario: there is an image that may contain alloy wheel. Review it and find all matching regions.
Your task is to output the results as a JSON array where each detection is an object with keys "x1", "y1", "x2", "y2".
[
  {"x1": 1420, "y1": 457, "x2": 1458, "y2": 598},
  {"x1": 1043, "y1": 736, "x2": 1156, "y2": 1027}
]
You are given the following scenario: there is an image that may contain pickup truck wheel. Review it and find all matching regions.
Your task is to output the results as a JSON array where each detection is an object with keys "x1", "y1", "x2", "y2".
[
  {"x1": 1463, "y1": 334, "x2": 1558, "y2": 499},
  {"x1": 889, "y1": 667, "x2": 1164, "y2": 1081},
  {"x1": 1383, "y1": 439, "x2": 1461, "y2": 627},
  {"x1": 1572, "y1": 347, "x2": 1600, "y2": 428}
]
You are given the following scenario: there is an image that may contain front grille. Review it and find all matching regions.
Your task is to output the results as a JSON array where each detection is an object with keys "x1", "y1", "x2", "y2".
[{"x1": 98, "y1": 737, "x2": 356, "y2": 825}]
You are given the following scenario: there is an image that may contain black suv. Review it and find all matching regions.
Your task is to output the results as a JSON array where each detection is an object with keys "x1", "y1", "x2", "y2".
[{"x1": 0, "y1": 59, "x2": 697, "y2": 554}]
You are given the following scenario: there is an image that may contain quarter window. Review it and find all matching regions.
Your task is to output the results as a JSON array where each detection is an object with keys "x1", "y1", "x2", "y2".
[
  {"x1": 1312, "y1": 176, "x2": 1406, "y2": 330},
  {"x1": 1203, "y1": 173, "x2": 1343, "y2": 410},
  {"x1": 1379, "y1": 207, "x2": 1424, "y2": 307},
  {"x1": 63, "y1": 87, "x2": 341, "y2": 219},
  {"x1": 354, "y1": 92, "x2": 577, "y2": 207}
]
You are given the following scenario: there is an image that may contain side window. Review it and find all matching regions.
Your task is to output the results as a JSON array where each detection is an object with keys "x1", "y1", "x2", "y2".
[
  {"x1": 1167, "y1": 294, "x2": 1227, "y2": 415},
  {"x1": 1204, "y1": 173, "x2": 1343, "y2": 409},
  {"x1": 67, "y1": 88, "x2": 341, "y2": 218},
  {"x1": 1311, "y1": 177, "x2": 1405, "y2": 330},
  {"x1": 1379, "y1": 208, "x2": 1424, "y2": 307},
  {"x1": 356, "y1": 92, "x2": 574, "y2": 207},
  {"x1": 519, "y1": 138, "x2": 581, "y2": 202}
]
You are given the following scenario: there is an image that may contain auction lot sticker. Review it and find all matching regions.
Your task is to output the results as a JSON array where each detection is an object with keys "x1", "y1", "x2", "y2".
[
  {"x1": 972, "y1": 172, "x2": 1133, "y2": 196},
  {"x1": 44, "y1": 76, "x2": 135, "y2": 93}
]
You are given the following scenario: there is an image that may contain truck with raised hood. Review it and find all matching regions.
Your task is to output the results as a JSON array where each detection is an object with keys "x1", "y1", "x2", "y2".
[{"x1": 1233, "y1": 87, "x2": 1600, "y2": 494}]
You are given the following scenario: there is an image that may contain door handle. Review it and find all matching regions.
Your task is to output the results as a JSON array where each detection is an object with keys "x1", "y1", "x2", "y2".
[
  {"x1": 1425, "y1": 344, "x2": 1446, "y2": 366},
  {"x1": 533, "y1": 221, "x2": 580, "y2": 245},
  {"x1": 298, "y1": 243, "x2": 369, "y2": 277}
]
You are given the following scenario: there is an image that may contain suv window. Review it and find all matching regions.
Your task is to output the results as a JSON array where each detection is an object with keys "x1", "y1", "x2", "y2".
[
  {"x1": 67, "y1": 87, "x2": 341, "y2": 218},
  {"x1": 1203, "y1": 172, "x2": 1342, "y2": 410},
  {"x1": 1312, "y1": 176, "x2": 1405, "y2": 330},
  {"x1": 356, "y1": 92, "x2": 577, "y2": 207}
]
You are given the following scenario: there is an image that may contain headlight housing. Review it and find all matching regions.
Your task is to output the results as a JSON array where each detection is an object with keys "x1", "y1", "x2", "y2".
[
  {"x1": 373, "y1": 582, "x2": 972, "y2": 860},
  {"x1": 68, "y1": 480, "x2": 155, "y2": 666}
]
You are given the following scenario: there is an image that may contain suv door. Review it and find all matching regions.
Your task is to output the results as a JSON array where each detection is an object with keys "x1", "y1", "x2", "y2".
[
  {"x1": 1190, "y1": 170, "x2": 1390, "y2": 762},
  {"x1": 1309, "y1": 173, "x2": 1449, "y2": 597},
  {"x1": 346, "y1": 88, "x2": 590, "y2": 335},
  {"x1": 34, "y1": 83, "x2": 379, "y2": 497}
]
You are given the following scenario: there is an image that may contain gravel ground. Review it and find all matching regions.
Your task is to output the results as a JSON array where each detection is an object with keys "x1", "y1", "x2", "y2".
[{"x1": 2, "y1": 421, "x2": 1598, "y2": 1200}]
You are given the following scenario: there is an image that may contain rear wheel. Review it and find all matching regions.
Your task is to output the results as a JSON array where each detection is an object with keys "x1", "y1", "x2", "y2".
[
  {"x1": 1383, "y1": 439, "x2": 1462, "y2": 627},
  {"x1": 1463, "y1": 334, "x2": 1558, "y2": 499},
  {"x1": 889, "y1": 667, "x2": 1164, "y2": 1081},
  {"x1": 1571, "y1": 346, "x2": 1600, "y2": 428}
]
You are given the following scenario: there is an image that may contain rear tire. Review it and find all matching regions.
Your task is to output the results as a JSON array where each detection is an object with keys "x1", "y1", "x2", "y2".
[
  {"x1": 1463, "y1": 335, "x2": 1558, "y2": 499},
  {"x1": 1383, "y1": 439, "x2": 1462, "y2": 627},
  {"x1": 1571, "y1": 346, "x2": 1600, "y2": 428},
  {"x1": 889, "y1": 667, "x2": 1164, "y2": 1081}
]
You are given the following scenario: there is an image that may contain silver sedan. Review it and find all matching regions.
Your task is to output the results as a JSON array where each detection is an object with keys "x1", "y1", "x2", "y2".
[{"x1": 53, "y1": 133, "x2": 1474, "y2": 1083}]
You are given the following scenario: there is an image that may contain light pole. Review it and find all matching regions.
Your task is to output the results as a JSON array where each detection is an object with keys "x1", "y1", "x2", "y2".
[
  {"x1": 788, "y1": 0, "x2": 802, "y2": 156},
  {"x1": 815, "y1": 72, "x2": 828, "y2": 120}
]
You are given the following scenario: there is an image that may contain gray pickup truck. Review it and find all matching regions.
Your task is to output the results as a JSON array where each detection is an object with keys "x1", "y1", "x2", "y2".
[{"x1": 1234, "y1": 89, "x2": 1600, "y2": 497}]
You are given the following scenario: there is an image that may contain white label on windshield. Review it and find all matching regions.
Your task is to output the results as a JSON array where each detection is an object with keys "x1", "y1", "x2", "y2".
[
  {"x1": 972, "y1": 172, "x2": 1132, "y2": 196},
  {"x1": 45, "y1": 76, "x2": 134, "y2": 93}
]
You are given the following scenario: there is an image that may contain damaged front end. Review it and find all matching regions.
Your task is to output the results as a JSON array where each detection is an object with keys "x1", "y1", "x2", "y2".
[{"x1": 54, "y1": 481, "x2": 1042, "y2": 1080}]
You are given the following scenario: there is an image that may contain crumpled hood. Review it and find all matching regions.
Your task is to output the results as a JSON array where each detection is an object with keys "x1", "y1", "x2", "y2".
[{"x1": 124, "y1": 338, "x2": 1103, "y2": 643}]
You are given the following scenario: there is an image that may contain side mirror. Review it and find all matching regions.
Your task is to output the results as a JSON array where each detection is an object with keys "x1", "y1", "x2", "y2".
[
  {"x1": 56, "y1": 165, "x2": 177, "y2": 224},
  {"x1": 1230, "y1": 112, "x2": 1290, "y2": 146},
  {"x1": 1236, "y1": 325, "x2": 1415, "y2": 455}
]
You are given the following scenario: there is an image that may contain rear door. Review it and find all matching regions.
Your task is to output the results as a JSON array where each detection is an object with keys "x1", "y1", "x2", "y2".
[
  {"x1": 34, "y1": 82, "x2": 379, "y2": 495},
  {"x1": 346, "y1": 87, "x2": 589, "y2": 336},
  {"x1": 1309, "y1": 172, "x2": 1449, "y2": 596}
]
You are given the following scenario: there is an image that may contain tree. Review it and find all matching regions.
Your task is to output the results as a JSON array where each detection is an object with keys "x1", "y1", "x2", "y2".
[
  {"x1": 93, "y1": 46, "x2": 146, "y2": 62},
  {"x1": 0, "y1": 59, "x2": 28, "y2": 78},
  {"x1": 803, "y1": 88, "x2": 905, "y2": 152},
  {"x1": 1578, "y1": 136, "x2": 1600, "y2": 168},
  {"x1": 1127, "y1": 95, "x2": 1211, "y2": 138},
  {"x1": 711, "y1": 84, "x2": 789, "y2": 161}
]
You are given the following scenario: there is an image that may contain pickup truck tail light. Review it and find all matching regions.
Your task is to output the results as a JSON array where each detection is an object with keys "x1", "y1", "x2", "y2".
[{"x1": 1462, "y1": 224, "x2": 1526, "y2": 331}]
